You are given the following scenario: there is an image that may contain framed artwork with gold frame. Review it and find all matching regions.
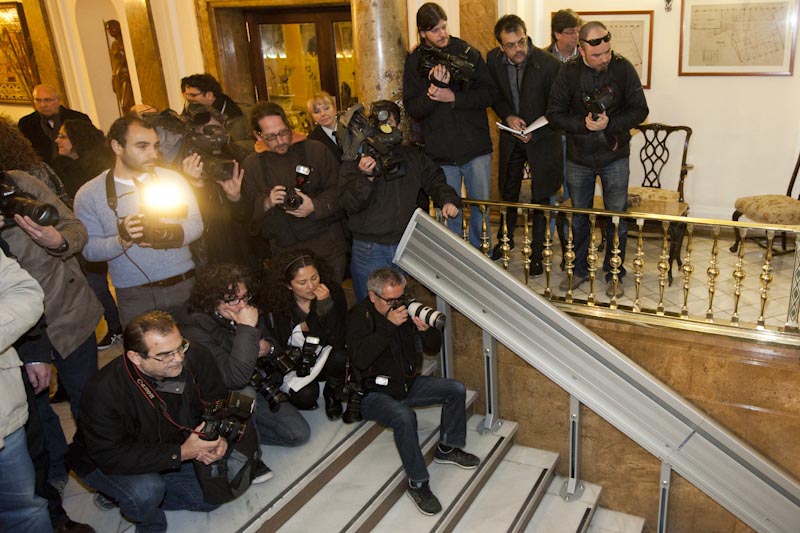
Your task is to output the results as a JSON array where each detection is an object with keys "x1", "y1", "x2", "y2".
[{"x1": 0, "y1": 2, "x2": 38, "y2": 104}]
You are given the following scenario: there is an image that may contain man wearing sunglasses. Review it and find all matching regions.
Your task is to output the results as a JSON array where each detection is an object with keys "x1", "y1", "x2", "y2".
[
  {"x1": 486, "y1": 14, "x2": 564, "y2": 269},
  {"x1": 546, "y1": 21, "x2": 649, "y2": 298},
  {"x1": 236, "y1": 102, "x2": 347, "y2": 281}
]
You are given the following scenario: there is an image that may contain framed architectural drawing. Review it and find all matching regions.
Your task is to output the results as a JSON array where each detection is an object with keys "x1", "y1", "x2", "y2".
[
  {"x1": 679, "y1": 0, "x2": 798, "y2": 75},
  {"x1": 577, "y1": 11, "x2": 653, "y2": 89},
  {"x1": 0, "y1": 2, "x2": 39, "y2": 104}
]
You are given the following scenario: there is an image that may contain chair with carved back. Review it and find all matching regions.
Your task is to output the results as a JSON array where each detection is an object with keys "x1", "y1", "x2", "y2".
[
  {"x1": 730, "y1": 151, "x2": 800, "y2": 255},
  {"x1": 629, "y1": 123, "x2": 693, "y2": 204}
]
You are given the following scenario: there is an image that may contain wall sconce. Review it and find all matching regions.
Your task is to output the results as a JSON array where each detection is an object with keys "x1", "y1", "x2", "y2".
[{"x1": 665, "y1": 0, "x2": 673, "y2": 11}]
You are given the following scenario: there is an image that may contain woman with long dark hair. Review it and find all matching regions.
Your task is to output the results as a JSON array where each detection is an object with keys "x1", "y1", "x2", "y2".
[
  {"x1": 260, "y1": 249, "x2": 348, "y2": 420},
  {"x1": 52, "y1": 119, "x2": 114, "y2": 199}
]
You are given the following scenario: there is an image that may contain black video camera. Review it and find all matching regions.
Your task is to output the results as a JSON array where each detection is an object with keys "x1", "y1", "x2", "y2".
[
  {"x1": 199, "y1": 390, "x2": 255, "y2": 441},
  {"x1": 338, "y1": 104, "x2": 406, "y2": 181},
  {"x1": 185, "y1": 125, "x2": 236, "y2": 182},
  {"x1": 250, "y1": 357, "x2": 290, "y2": 412},
  {"x1": 582, "y1": 85, "x2": 615, "y2": 120},
  {"x1": 0, "y1": 172, "x2": 60, "y2": 227},
  {"x1": 282, "y1": 165, "x2": 311, "y2": 211},
  {"x1": 417, "y1": 45, "x2": 477, "y2": 88}
]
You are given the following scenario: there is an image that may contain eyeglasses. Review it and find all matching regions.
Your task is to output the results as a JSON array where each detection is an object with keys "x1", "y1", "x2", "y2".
[
  {"x1": 580, "y1": 32, "x2": 612, "y2": 46},
  {"x1": 183, "y1": 91, "x2": 203, "y2": 99},
  {"x1": 257, "y1": 129, "x2": 291, "y2": 142},
  {"x1": 146, "y1": 339, "x2": 190, "y2": 363},
  {"x1": 375, "y1": 292, "x2": 408, "y2": 308},
  {"x1": 559, "y1": 28, "x2": 579, "y2": 36},
  {"x1": 223, "y1": 292, "x2": 253, "y2": 306},
  {"x1": 34, "y1": 98, "x2": 57, "y2": 104},
  {"x1": 502, "y1": 36, "x2": 528, "y2": 51}
]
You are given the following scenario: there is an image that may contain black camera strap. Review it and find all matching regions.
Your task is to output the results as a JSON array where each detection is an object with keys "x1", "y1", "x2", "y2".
[{"x1": 258, "y1": 140, "x2": 309, "y2": 192}]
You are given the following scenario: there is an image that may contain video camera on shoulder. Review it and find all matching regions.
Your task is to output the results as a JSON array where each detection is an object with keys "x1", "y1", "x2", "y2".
[
  {"x1": 199, "y1": 390, "x2": 255, "y2": 441},
  {"x1": 0, "y1": 171, "x2": 60, "y2": 227},
  {"x1": 417, "y1": 45, "x2": 477, "y2": 88},
  {"x1": 338, "y1": 103, "x2": 406, "y2": 181},
  {"x1": 185, "y1": 125, "x2": 237, "y2": 182}
]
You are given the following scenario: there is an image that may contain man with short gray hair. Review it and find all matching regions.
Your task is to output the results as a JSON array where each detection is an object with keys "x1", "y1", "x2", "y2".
[{"x1": 18, "y1": 85, "x2": 92, "y2": 164}]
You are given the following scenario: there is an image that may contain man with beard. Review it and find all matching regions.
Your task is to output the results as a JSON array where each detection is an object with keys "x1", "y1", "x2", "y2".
[
  {"x1": 74, "y1": 117, "x2": 203, "y2": 326},
  {"x1": 546, "y1": 21, "x2": 648, "y2": 298}
]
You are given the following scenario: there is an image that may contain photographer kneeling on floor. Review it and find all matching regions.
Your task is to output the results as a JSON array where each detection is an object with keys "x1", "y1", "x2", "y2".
[
  {"x1": 346, "y1": 268, "x2": 480, "y2": 516},
  {"x1": 68, "y1": 311, "x2": 270, "y2": 532}
]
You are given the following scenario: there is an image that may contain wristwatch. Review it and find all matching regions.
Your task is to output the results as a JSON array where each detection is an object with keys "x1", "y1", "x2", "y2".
[{"x1": 49, "y1": 239, "x2": 69, "y2": 254}]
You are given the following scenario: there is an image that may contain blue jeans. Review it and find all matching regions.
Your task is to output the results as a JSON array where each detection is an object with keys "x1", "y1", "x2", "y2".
[
  {"x1": 0, "y1": 427, "x2": 51, "y2": 533},
  {"x1": 441, "y1": 154, "x2": 492, "y2": 249},
  {"x1": 566, "y1": 158, "x2": 629, "y2": 280},
  {"x1": 350, "y1": 240, "x2": 399, "y2": 302},
  {"x1": 82, "y1": 461, "x2": 218, "y2": 533},
  {"x1": 360, "y1": 375, "x2": 467, "y2": 483},
  {"x1": 253, "y1": 392, "x2": 310, "y2": 447}
]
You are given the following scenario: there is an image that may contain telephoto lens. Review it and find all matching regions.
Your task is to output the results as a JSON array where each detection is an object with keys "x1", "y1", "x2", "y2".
[{"x1": 407, "y1": 302, "x2": 445, "y2": 330}]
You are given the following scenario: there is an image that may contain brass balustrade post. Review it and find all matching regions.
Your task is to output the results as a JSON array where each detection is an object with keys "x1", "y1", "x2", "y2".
[
  {"x1": 542, "y1": 210, "x2": 553, "y2": 297},
  {"x1": 632, "y1": 218, "x2": 645, "y2": 313},
  {"x1": 757, "y1": 231, "x2": 775, "y2": 329},
  {"x1": 731, "y1": 228, "x2": 748, "y2": 326},
  {"x1": 587, "y1": 214, "x2": 598, "y2": 306},
  {"x1": 461, "y1": 204, "x2": 469, "y2": 242},
  {"x1": 479, "y1": 205, "x2": 490, "y2": 256},
  {"x1": 564, "y1": 213, "x2": 575, "y2": 303},
  {"x1": 608, "y1": 216, "x2": 622, "y2": 309},
  {"x1": 656, "y1": 222, "x2": 670, "y2": 315},
  {"x1": 680, "y1": 224, "x2": 694, "y2": 319},
  {"x1": 705, "y1": 226, "x2": 721, "y2": 322},
  {"x1": 521, "y1": 208, "x2": 532, "y2": 283},
  {"x1": 499, "y1": 206, "x2": 511, "y2": 270}
]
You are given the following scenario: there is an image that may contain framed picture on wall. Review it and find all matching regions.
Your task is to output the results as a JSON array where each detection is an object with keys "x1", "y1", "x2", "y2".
[
  {"x1": 0, "y1": 2, "x2": 39, "y2": 104},
  {"x1": 679, "y1": 0, "x2": 798, "y2": 75},
  {"x1": 577, "y1": 11, "x2": 653, "y2": 89}
]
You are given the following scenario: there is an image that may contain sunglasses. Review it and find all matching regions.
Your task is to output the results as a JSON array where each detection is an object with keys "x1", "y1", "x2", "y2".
[{"x1": 580, "y1": 32, "x2": 612, "y2": 47}]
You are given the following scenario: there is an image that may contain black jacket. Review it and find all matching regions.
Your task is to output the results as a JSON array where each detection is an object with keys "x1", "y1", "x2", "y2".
[
  {"x1": 18, "y1": 106, "x2": 92, "y2": 164},
  {"x1": 307, "y1": 125, "x2": 343, "y2": 160},
  {"x1": 68, "y1": 346, "x2": 226, "y2": 477},
  {"x1": 339, "y1": 144, "x2": 461, "y2": 244},
  {"x1": 403, "y1": 37, "x2": 496, "y2": 166},
  {"x1": 487, "y1": 42, "x2": 563, "y2": 199},
  {"x1": 269, "y1": 281, "x2": 348, "y2": 351},
  {"x1": 346, "y1": 299, "x2": 440, "y2": 399},
  {"x1": 546, "y1": 52, "x2": 649, "y2": 168}
]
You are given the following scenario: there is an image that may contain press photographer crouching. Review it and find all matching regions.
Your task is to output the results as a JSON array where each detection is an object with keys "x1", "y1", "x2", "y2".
[
  {"x1": 68, "y1": 311, "x2": 270, "y2": 532},
  {"x1": 338, "y1": 100, "x2": 461, "y2": 301},
  {"x1": 179, "y1": 264, "x2": 310, "y2": 448},
  {"x1": 346, "y1": 268, "x2": 479, "y2": 516}
]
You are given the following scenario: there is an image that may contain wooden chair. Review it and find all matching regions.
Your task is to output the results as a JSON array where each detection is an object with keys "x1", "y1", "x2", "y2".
[
  {"x1": 629, "y1": 123, "x2": 693, "y2": 203},
  {"x1": 730, "y1": 151, "x2": 800, "y2": 254}
]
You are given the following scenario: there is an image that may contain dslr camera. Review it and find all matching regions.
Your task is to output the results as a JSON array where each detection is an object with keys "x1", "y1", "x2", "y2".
[
  {"x1": 0, "y1": 172, "x2": 60, "y2": 227},
  {"x1": 390, "y1": 295, "x2": 446, "y2": 330},
  {"x1": 582, "y1": 85, "x2": 615, "y2": 120},
  {"x1": 417, "y1": 45, "x2": 477, "y2": 88},
  {"x1": 282, "y1": 165, "x2": 311, "y2": 211},
  {"x1": 199, "y1": 390, "x2": 255, "y2": 441},
  {"x1": 338, "y1": 103, "x2": 405, "y2": 181},
  {"x1": 250, "y1": 357, "x2": 290, "y2": 412},
  {"x1": 273, "y1": 336, "x2": 320, "y2": 378}
]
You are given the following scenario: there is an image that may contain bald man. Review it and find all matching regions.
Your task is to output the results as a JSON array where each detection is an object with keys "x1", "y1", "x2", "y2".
[{"x1": 18, "y1": 85, "x2": 92, "y2": 164}]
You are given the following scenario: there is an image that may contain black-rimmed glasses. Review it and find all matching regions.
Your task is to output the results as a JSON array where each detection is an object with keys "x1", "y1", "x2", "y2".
[
  {"x1": 257, "y1": 129, "x2": 291, "y2": 142},
  {"x1": 223, "y1": 293, "x2": 253, "y2": 306},
  {"x1": 146, "y1": 339, "x2": 190, "y2": 363},
  {"x1": 375, "y1": 292, "x2": 408, "y2": 308},
  {"x1": 580, "y1": 32, "x2": 611, "y2": 46}
]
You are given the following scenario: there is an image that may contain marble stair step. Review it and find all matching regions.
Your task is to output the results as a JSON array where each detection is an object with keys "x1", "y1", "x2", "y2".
[
  {"x1": 276, "y1": 390, "x2": 479, "y2": 532},
  {"x1": 451, "y1": 444, "x2": 559, "y2": 532},
  {"x1": 588, "y1": 508, "x2": 645, "y2": 533},
  {"x1": 372, "y1": 415, "x2": 518, "y2": 533},
  {"x1": 524, "y1": 475, "x2": 603, "y2": 533}
]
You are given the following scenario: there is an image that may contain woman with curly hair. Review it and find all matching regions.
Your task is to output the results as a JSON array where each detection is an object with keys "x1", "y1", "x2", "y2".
[
  {"x1": 179, "y1": 263, "x2": 310, "y2": 448},
  {"x1": 0, "y1": 115, "x2": 69, "y2": 205},
  {"x1": 51, "y1": 119, "x2": 114, "y2": 199},
  {"x1": 261, "y1": 249, "x2": 349, "y2": 420}
]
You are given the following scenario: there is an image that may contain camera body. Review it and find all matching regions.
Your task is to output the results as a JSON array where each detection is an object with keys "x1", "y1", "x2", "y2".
[
  {"x1": 250, "y1": 357, "x2": 290, "y2": 412},
  {"x1": 185, "y1": 125, "x2": 236, "y2": 182},
  {"x1": 417, "y1": 45, "x2": 477, "y2": 88},
  {"x1": 282, "y1": 165, "x2": 311, "y2": 211},
  {"x1": 582, "y1": 85, "x2": 615, "y2": 120},
  {"x1": 120, "y1": 209, "x2": 187, "y2": 250},
  {"x1": 339, "y1": 104, "x2": 406, "y2": 181},
  {"x1": 0, "y1": 177, "x2": 60, "y2": 227},
  {"x1": 391, "y1": 296, "x2": 446, "y2": 330},
  {"x1": 273, "y1": 336, "x2": 320, "y2": 377},
  {"x1": 199, "y1": 390, "x2": 255, "y2": 441}
]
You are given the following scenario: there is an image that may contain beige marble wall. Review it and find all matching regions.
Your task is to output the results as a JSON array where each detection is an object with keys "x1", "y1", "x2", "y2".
[
  {"x1": 452, "y1": 312, "x2": 800, "y2": 532},
  {"x1": 352, "y1": 0, "x2": 407, "y2": 105}
]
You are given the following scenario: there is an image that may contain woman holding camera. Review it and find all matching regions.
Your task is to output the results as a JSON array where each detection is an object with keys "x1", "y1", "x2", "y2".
[
  {"x1": 261, "y1": 250, "x2": 349, "y2": 420},
  {"x1": 179, "y1": 263, "x2": 310, "y2": 449}
]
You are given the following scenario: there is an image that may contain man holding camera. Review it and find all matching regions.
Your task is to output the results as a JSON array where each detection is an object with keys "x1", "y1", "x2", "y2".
[
  {"x1": 181, "y1": 73, "x2": 249, "y2": 143},
  {"x1": 339, "y1": 100, "x2": 461, "y2": 301},
  {"x1": 546, "y1": 21, "x2": 649, "y2": 298},
  {"x1": 346, "y1": 268, "x2": 479, "y2": 516},
  {"x1": 74, "y1": 116, "x2": 204, "y2": 326},
  {"x1": 237, "y1": 102, "x2": 347, "y2": 280},
  {"x1": 403, "y1": 2, "x2": 496, "y2": 249},
  {"x1": 69, "y1": 310, "x2": 266, "y2": 531},
  {"x1": 487, "y1": 15, "x2": 564, "y2": 269},
  {"x1": 179, "y1": 264, "x2": 310, "y2": 449}
]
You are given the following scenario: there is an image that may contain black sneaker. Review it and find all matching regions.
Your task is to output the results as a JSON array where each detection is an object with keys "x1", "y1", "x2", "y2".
[
  {"x1": 97, "y1": 331, "x2": 122, "y2": 351},
  {"x1": 251, "y1": 459, "x2": 273, "y2": 484},
  {"x1": 407, "y1": 481, "x2": 442, "y2": 515},
  {"x1": 531, "y1": 262, "x2": 544, "y2": 277},
  {"x1": 94, "y1": 493, "x2": 117, "y2": 511},
  {"x1": 490, "y1": 241, "x2": 515, "y2": 261},
  {"x1": 434, "y1": 447, "x2": 480, "y2": 469}
]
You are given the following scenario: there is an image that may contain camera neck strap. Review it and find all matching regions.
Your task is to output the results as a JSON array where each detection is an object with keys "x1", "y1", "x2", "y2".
[{"x1": 259, "y1": 140, "x2": 308, "y2": 191}]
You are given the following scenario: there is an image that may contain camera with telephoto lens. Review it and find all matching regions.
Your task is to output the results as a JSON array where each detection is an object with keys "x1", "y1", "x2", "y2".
[
  {"x1": 185, "y1": 124, "x2": 236, "y2": 182},
  {"x1": 0, "y1": 173, "x2": 60, "y2": 227},
  {"x1": 282, "y1": 165, "x2": 311, "y2": 211},
  {"x1": 272, "y1": 335, "x2": 320, "y2": 377},
  {"x1": 582, "y1": 85, "x2": 615, "y2": 120},
  {"x1": 341, "y1": 380, "x2": 364, "y2": 424},
  {"x1": 417, "y1": 45, "x2": 477, "y2": 88},
  {"x1": 338, "y1": 103, "x2": 405, "y2": 181},
  {"x1": 199, "y1": 390, "x2": 255, "y2": 441},
  {"x1": 249, "y1": 357, "x2": 290, "y2": 412},
  {"x1": 390, "y1": 295, "x2": 446, "y2": 330}
]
